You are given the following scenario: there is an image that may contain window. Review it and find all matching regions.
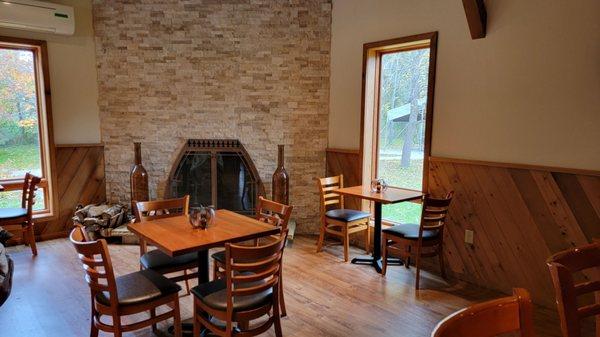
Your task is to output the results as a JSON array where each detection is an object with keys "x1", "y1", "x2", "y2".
[
  {"x1": 361, "y1": 32, "x2": 437, "y2": 224},
  {"x1": 0, "y1": 37, "x2": 56, "y2": 217}
]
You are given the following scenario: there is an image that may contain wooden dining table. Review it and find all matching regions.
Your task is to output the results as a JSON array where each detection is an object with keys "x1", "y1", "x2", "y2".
[
  {"x1": 128, "y1": 209, "x2": 280, "y2": 284},
  {"x1": 335, "y1": 185, "x2": 425, "y2": 273},
  {"x1": 128, "y1": 209, "x2": 280, "y2": 336}
]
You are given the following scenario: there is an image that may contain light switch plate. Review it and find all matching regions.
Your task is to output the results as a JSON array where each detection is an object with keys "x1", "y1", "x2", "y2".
[{"x1": 465, "y1": 229, "x2": 474, "y2": 245}]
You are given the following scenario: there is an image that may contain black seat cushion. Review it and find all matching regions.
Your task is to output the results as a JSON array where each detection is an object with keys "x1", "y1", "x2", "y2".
[
  {"x1": 140, "y1": 249, "x2": 197, "y2": 271},
  {"x1": 211, "y1": 250, "x2": 225, "y2": 264},
  {"x1": 191, "y1": 277, "x2": 272, "y2": 312},
  {"x1": 0, "y1": 208, "x2": 27, "y2": 220},
  {"x1": 325, "y1": 209, "x2": 370, "y2": 222},
  {"x1": 96, "y1": 269, "x2": 181, "y2": 306},
  {"x1": 382, "y1": 223, "x2": 440, "y2": 240}
]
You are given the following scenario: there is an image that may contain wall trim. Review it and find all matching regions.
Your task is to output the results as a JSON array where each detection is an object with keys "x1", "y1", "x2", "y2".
[
  {"x1": 430, "y1": 156, "x2": 600, "y2": 177},
  {"x1": 55, "y1": 143, "x2": 104, "y2": 148},
  {"x1": 326, "y1": 148, "x2": 360, "y2": 155}
]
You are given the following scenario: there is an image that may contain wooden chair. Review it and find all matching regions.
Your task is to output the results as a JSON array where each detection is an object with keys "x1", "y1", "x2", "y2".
[
  {"x1": 432, "y1": 288, "x2": 535, "y2": 337},
  {"x1": 135, "y1": 196, "x2": 198, "y2": 295},
  {"x1": 382, "y1": 191, "x2": 454, "y2": 290},
  {"x1": 192, "y1": 233, "x2": 287, "y2": 337},
  {"x1": 0, "y1": 173, "x2": 41, "y2": 256},
  {"x1": 211, "y1": 196, "x2": 293, "y2": 316},
  {"x1": 316, "y1": 175, "x2": 370, "y2": 262},
  {"x1": 69, "y1": 226, "x2": 182, "y2": 337},
  {"x1": 547, "y1": 242, "x2": 600, "y2": 337}
]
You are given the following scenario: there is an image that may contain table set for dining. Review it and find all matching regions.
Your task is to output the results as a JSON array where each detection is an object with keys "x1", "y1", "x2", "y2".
[{"x1": 63, "y1": 177, "x2": 431, "y2": 337}]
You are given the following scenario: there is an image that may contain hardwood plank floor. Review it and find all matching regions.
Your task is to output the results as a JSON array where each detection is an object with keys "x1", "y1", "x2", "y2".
[{"x1": 0, "y1": 236, "x2": 566, "y2": 337}]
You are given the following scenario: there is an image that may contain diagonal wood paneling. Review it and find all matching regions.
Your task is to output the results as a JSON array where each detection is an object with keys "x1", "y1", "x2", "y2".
[
  {"x1": 325, "y1": 149, "x2": 362, "y2": 210},
  {"x1": 318, "y1": 150, "x2": 600, "y2": 307},
  {"x1": 429, "y1": 157, "x2": 600, "y2": 307},
  {"x1": 35, "y1": 144, "x2": 106, "y2": 240}
]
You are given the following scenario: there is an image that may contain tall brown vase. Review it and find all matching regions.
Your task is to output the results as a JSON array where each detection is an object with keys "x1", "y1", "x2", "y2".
[
  {"x1": 130, "y1": 142, "x2": 149, "y2": 209},
  {"x1": 272, "y1": 145, "x2": 289, "y2": 205}
]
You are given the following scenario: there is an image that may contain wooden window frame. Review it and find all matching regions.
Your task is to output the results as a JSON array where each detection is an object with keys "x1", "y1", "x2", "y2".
[
  {"x1": 359, "y1": 32, "x2": 438, "y2": 217},
  {"x1": 0, "y1": 36, "x2": 58, "y2": 220}
]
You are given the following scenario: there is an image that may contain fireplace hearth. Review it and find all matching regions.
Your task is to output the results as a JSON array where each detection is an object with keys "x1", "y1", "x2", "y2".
[{"x1": 165, "y1": 140, "x2": 265, "y2": 216}]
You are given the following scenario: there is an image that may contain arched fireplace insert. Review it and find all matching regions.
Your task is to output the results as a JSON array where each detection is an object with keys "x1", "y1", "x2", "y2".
[{"x1": 165, "y1": 139, "x2": 265, "y2": 216}]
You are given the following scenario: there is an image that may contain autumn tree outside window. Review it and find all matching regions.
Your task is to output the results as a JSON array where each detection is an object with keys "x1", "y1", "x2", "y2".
[{"x1": 0, "y1": 36, "x2": 57, "y2": 218}]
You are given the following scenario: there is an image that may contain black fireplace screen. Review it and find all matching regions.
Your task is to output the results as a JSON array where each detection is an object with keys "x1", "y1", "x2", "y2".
[{"x1": 166, "y1": 140, "x2": 264, "y2": 216}]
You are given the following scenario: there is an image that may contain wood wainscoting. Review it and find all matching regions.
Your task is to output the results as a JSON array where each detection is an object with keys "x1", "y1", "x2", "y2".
[
  {"x1": 326, "y1": 148, "x2": 600, "y2": 306},
  {"x1": 428, "y1": 157, "x2": 599, "y2": 307},
  {"x1": 34, "y1": 144, "x2": 106, "y2": 241},
  {"x1": 325, "y1": 148, "x2": 362, "y2": 210}
]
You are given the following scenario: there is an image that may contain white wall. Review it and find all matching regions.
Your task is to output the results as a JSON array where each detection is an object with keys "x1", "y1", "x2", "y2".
[
  {"x1": 330, "y1": 0, "x2": 600, "y2": 170},
  {"x1": 0, "y1": 0, "x2": 101, "y2": 144}
]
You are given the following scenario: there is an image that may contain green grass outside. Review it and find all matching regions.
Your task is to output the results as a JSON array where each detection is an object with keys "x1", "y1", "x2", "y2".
[
  {"x1": 0, "y1": 143, "x2": 44, "y2": 209},
  {"x1": 378, "y1": 158, "x2": 424, "y2": 224}
]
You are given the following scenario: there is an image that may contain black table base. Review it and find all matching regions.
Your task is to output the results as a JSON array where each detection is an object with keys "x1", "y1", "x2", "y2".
[
  {"x1": 168, "y1": 249, "x2": 210, "y2": 336},
  {"x1": 349, "y1": 201, "x2": 404, "y2": 273},
  {"x1": 351, "y1": 256, "x2": 403, "y2": 273}
]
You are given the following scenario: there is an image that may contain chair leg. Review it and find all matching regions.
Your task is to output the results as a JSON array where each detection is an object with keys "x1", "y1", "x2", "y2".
[
  {"x1": 27, "y1": 224, "x2": 37, "y2": 256},
  {"x1": 343, "y1": 226, "x2": 349, "y2": 262},
  {"x1": 405, "y1": 245, "x2": 411, "y2": 269},
  {"x1": 438, "y1": 245, "x2": 446, "y2": 279},
  {"x1": 381, "y1": 234, "x2": 388, "y2": 276},
  {"x1": 150, "y1": 308, "x2": 158, "y2": 334},
  {"x1": 212, "y1": 261, "x2": 219, "y2": 280},
  {"x1": 273, "y1": 286, "x2": 283, "y2": 337},
  {"x1": 364, "y1": 222, "x2": 370, "y2": 254},
  {"x1": 173, "y1": 295, "x2": 182, "y2": 337},
  {"x1": 415, "y1": 242, "x2": 423, "y2": 290},
  {"x1": 316, "y1": 221, "x2": 326, "y2": 253},
  {"x1": 193, "y1": 298, "x2": 203, "y2": 337},
  {"x1": 279, "y1": 272, "x2": 287, "y2": 317},
  {"x1": 90, "y1": 300, "x2": 99, "y2": 337},
  {"x1": 112, "y1": 315, "x2": 122, "y2": 337},
  {"x1": 183, "y1": 269, "x2": 191, "y2": 295}
]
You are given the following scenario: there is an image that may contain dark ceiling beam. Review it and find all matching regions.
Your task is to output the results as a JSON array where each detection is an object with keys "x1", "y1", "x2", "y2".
[{"x1": 461, "y1": 0, "x2": 487, "y2": 39}]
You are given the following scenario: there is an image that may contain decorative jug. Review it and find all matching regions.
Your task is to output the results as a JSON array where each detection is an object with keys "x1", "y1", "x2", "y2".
[{"x1": 189, "y1": 205, "x2": 216, "y2": 229}]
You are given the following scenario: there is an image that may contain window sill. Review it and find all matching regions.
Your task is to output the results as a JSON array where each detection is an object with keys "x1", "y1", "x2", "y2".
[{"x1": 32, "y1": 211, "x2": 57, "y2": 223}]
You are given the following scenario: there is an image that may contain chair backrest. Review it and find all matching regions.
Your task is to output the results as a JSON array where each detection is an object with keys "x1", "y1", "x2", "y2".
[
  {"x1": 420, "y1": 191, "x2": 454, "y2": 232},
  {"x1": 432, "y1": 288, "x2": 535, "y2": 337},
  {"x1": 318, "y1": 175, "x2": 344, "y2": 215},
  {"x1": 255, "y1": 196, "x2": 293, "y2": 233},
  {"x1": 224, "y1": 232, "x2": 287, "y2": 326},
  {"x1": 69, "y1": 226, "x2": 119, "y2": 308},
  {"x1": 21, "y1": 173, "x2": 42, "y2": 217},
  {"x1": 134, "y1": 195, "x2": 190, "y2": 222},
  {"x1": 547, "y1": 242, "x2": 600, "y2": 337}
]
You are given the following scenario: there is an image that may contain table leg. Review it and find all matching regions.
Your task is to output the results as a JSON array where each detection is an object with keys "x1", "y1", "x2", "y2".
[
  {"x1": 171, "y1": 250, "x2": 209, "y2": 336},
  {"x1": 351, "y1": 202, "x2": 402, "y2": 272}
]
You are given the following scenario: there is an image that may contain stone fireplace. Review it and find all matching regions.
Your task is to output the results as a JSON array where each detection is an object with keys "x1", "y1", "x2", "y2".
[
  {"x1": 166, "y1": 139, "x2": 265, "y2": 216},
  {"x1": 93, "y1": 0, "x2": 331, "y2": 234}
]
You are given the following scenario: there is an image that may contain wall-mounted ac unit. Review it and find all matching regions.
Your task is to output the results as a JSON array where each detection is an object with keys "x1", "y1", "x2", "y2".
[{"x1": 0, "y1": 0, "x2": 75, "y2": 36}]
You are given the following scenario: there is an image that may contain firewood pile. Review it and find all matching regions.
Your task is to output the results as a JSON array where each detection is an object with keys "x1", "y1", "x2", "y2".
[{"x1": 72, "y1": 203, "x2": 135, "y2": 240}]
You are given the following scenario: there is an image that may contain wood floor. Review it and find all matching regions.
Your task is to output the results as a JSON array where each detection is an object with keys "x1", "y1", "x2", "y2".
[{"x1": 0, "y1": 236, "x2": 566, "y2": 337}]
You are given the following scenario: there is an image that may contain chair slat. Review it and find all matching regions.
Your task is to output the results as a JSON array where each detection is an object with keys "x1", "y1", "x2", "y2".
[{"x1": 232, "y1": 278, "x2": 278, "y2": 297}]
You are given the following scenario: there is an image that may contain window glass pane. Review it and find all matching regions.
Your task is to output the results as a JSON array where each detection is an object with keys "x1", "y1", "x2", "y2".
[
  {"x1": 0, "y1": 188, "x2": 45, "y2": 210},
  {"x1": 376, "y1": 48, "x2": 430, "y2": 223},
  {"x1": 0, "y1": 48, "x2": 42, "y2": 180}
]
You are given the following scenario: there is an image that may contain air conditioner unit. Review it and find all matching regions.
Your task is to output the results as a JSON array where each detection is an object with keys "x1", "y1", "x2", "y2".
[{"x1": 0, "y1": 0, "x2": 75, "y2": 36}]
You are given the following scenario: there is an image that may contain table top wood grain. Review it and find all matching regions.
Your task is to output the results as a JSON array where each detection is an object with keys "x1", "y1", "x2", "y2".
[
  {"x1": 335, "y1": 185, "x2": 424, "y2": 204},
  {"x1": 128, "y1": 209, "x2": 280, "y2": 257}
]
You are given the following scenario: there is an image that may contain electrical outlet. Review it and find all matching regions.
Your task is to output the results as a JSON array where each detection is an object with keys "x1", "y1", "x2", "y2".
[{"x1": 465, "y1": 229, "x2": 474, "y2": 245}]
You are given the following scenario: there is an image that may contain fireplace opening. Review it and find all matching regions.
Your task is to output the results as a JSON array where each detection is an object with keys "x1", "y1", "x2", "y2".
[{"x1": 165, "y1": 140, "x2": 265, "y2": 216}]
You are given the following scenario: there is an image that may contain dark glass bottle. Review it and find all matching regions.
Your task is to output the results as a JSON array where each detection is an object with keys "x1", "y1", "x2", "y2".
[
  {"x1": 272, "y1": 145, "x2": 289, "y2": 205},
  {"x1": 130, "y1": 142, "x2": 149, "y2": 206}
]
